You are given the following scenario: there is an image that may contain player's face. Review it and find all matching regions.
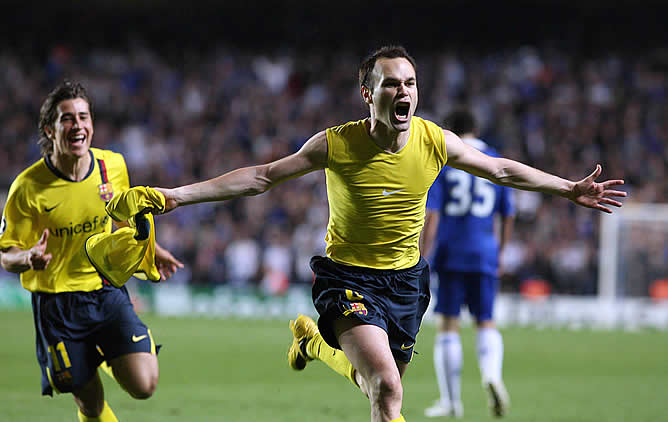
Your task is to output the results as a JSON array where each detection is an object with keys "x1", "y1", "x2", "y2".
[
  {"x1": 366, "y1": 57, "x2": 418, "y2": 132},
  {"x1": 48, "y1": 98, "x2": 93, "y2": 159}
]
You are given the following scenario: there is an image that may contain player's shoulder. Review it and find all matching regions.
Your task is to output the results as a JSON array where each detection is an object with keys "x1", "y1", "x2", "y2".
[
  {"x1": 411, "y1": 115, "x2": 440, "y2": 129},
  {"x1": 411, "y1": 116, "x2": 447, "y2": 165},
  {"x1": 90, "y1": 147, "x2": 127, "y2": 167},
  {"x1": 8, "y1": 158, "x2": 48, "y2": 193},
  {"x1": 327, "y1": 119, "x2": 367, "y2": 137},
  {"x1": 411, "y1": 116, "x2": 445, "y2": 141}
]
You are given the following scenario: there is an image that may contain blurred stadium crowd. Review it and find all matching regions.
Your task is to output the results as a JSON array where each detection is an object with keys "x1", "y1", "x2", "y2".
[{"x1": 0, "y1": 40, "x2": 665, "y2": 295}]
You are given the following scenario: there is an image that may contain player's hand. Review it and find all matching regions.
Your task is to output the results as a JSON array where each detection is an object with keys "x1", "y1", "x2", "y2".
[
  {"x1": 568, "y1": 165, "x2": 627, "y2": 213},
  {"x1": 154, "y1": 187, "x2": 178, "y2": 213},
  {"x1": 28, "y1": 229, "x2": 52, "y2": 270},
  {"x1": 154, "y1": 243, "x2": 184, "y2": 281}
]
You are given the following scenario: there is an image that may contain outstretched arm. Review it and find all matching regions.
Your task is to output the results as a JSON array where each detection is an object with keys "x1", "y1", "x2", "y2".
[
  {"x1": 157, "y1": 131, "x2": 328, "y2": 212},
  {"x1": 444, "y1": 130, "x2": 627, "y2": 213}
]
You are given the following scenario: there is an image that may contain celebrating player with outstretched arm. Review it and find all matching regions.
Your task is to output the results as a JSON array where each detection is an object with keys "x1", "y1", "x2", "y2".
[{"x1": 153, "y1": 46, "x2": 626, "y2": 422}]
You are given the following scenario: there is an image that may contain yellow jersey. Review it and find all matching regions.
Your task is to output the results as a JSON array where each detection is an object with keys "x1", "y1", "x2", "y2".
[
  {"x1": 325, "y1": 116, "x2": 447, "y2": 270},
  {"x1": 0, "y1": 148, "x2": 130, "y2": 293}
]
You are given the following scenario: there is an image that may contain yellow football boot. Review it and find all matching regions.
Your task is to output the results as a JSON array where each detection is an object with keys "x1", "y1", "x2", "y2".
[{"x1": 288, "y1": 314, "x2": 319, "y2": 370}]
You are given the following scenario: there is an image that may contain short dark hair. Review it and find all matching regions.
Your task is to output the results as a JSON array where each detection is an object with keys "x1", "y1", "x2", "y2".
[
  {"x1": 358, "y1": 45, "x2": 417, "y2": 90},
  {"x1": 443, "y1": 108, "x2": 476, "y2": 136},
  {"x1": 38, "y1": 81, "x2": 93, "y2": 157}
]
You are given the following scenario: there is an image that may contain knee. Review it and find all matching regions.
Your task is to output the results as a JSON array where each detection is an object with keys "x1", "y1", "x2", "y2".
[
  {"x1": 367, "y1": 370, "x2": 403, "y2": 406},
  {"x1": 127, "y1": 372, "x2": 158, "y2": 400},
  {"x1": 477, "y1": 319, "x2": 495, "y2": 329}
]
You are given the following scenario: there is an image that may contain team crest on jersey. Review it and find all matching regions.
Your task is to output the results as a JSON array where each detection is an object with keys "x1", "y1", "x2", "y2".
[
  {"x1": 0, "y1": 215, "x2": 6, "y2": 235},
  {"x1": 98, "y1": 182, "x2": 114, "y2": 202},
  {"x1": 343, "y1": 302, "x2": 368, "y2": 317}
]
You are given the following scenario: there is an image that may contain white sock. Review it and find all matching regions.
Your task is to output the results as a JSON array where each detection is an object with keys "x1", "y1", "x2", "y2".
[
  {"x1": 477, "y1": 327, "x2": 503, "y2": 382},
  {"x1": 434, "y1": 331, "x2": 462, "y2": 407}
]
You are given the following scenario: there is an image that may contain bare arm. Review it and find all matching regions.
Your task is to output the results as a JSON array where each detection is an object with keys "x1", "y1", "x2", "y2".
[
  {"x1": 443, "y1": 130, "x2": 627, "y2": 213},
  {"x1": 0, "y1": 229, "x2": 52, "y2": 273},
  {"x1": 157, "y1": 131, "x2": 328, "y2": 212},
  {"x1": 419, "y1": 209, "x2": 440, "y2": 258}
]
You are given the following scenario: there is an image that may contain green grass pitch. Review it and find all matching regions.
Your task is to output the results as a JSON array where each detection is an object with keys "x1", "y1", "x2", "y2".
[{"x1": 1, "y1": 310, "x2": 666, "y2": 421}]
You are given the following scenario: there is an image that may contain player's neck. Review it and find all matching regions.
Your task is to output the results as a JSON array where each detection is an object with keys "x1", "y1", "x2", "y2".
[
  {"x1": 365, "y1": 118, "x2": 409, "y2": 153},
  {"x1": 50, "y1": 151, "x2": 92, "y2": 181}
]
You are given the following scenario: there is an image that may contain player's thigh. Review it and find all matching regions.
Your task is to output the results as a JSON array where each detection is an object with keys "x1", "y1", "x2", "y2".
[
  {"x1": 96, "y1": 293, "x2": 158, "y2": 362},
  {"x1": 97, "y1": 326, "x2": 159, "y2": 394},
  {"x1": 466, "y1": 273, "x2": 498, "y2": 323},
  {"x1": 333, "y1": 317, "x2": 399, "y2": 382},
  {"x1": 95, "y1": 292, "x2": 160, "y2": 391},
  {"x1": 108, "y1": 351, "x2": 158, "y2": 391}
]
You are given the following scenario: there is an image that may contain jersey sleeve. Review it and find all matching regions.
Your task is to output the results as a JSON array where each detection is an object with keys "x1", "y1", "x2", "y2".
[
  {"x1": 426, "y1": 119, "x2": 448, "y2": 168},
  {"x1": 98, "y1": 148, "x2": 130, "y2": 192},
  {"x1": 0, "y1": 182, "x2": 39, "y2": 251},
  {"x1": 426, "y1": 169, "x2": 445, "y2": 212},
  {"x1": 438, "y1": 128, "x2": 447, "y2": 167},
  {"x1": 118, "y1": 153, "x2": 130, "y2": 191}
]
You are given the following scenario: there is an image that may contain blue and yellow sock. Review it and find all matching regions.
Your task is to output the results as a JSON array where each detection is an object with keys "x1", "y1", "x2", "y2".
[{"x1": 77, "y1": 401, "x2": 118, "y2": 422}]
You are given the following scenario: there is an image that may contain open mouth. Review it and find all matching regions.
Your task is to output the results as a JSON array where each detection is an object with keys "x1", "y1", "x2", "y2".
[
  {"x1": 394, "y1": 102, "x2": 410, "y2": 122},
  {"x1": 69, "y1": 134, "x2": 86, "y2": 145}
]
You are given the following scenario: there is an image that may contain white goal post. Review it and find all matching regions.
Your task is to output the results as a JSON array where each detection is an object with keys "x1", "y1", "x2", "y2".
[{"x1": 598, "y1": 203, "x2": 668, "y2": 299}]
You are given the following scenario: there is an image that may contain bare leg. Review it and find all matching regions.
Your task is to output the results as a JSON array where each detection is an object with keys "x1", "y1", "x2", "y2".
[
  {"x1": 73, "y1": 372, "x2": 105, "y2": 417},
  {"x1": 108, "y1": 352, "x2": 158, "y2": 399},
  {"x1": 334, "y1": 318, "x2": 403, "y2": 422}
]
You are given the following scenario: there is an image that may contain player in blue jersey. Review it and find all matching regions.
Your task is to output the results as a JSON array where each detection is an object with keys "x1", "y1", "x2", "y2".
[{"x1": 422, "y1": 109, "x2": 514, "y2": 418}]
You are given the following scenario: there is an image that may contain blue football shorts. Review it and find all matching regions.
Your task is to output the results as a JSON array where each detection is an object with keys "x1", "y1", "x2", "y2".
[
  {"x1": 31, "y1": 284, "x2": 158, "y2": 396},
  {"x1": 434, "y1": 270, "x2": 498, "y2": 322},
  {"x1": 310, "y1": 255, "x2": 431, "y2": 363}
]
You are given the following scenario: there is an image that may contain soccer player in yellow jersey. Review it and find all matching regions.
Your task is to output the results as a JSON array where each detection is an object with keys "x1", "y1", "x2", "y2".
[
  {"x1": 153, "y1": 46, "x2": 626, "y2": 422},
  {"x1": 0, "y1": 81, "x2": 183, "y2": 422}
]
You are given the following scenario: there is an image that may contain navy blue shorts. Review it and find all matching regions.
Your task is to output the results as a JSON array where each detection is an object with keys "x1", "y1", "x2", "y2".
[
  {"x1": 434, "y1": 270, "x2": 498, "y2": 322},
  {"x1": 310, "y1": 256, "x2": 431, "y2": 363},
  {"x1": 31, "y1": 284, "x2": 158, "y2": 396}
]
